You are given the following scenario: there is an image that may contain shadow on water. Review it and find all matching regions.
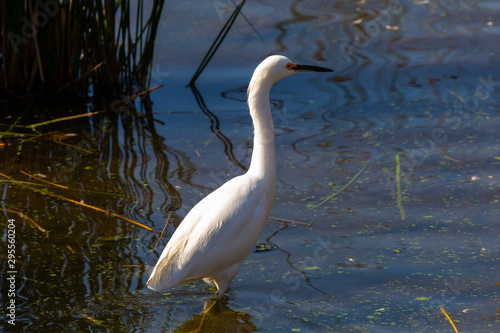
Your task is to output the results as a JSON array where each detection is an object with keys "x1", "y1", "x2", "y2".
[
  {"x1": 173, "y1": 299, "x2": 257, "y2": 333},
  {"x1": 189, "y1": 84, "x2": 248, "y2": 172},
  {"x1": 0, "y1": 96, "x2": 196, "y2": 330}
]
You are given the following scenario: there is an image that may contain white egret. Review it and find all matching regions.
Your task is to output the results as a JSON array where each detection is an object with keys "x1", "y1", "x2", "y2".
[{"x1": 147, "y1": 55, "x2": 333, "y2": 299}]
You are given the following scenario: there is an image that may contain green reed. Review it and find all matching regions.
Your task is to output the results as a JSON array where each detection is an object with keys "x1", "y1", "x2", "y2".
[
  {"x1": 0, "y1": 0, "x2": 164, "y2": 99},
  {"x1": 395, "y1": 153, "x2": 405, "y2": 220}
]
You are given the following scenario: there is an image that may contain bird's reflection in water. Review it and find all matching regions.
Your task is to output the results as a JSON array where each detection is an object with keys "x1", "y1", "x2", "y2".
[{"x1": 174, "y1": 298, "x2": 257, "y2": 333}]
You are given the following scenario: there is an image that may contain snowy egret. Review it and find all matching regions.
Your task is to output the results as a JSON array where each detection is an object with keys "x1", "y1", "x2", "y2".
[{"x1": 147, "y1": 55, "x2": 333, "y2": 299}]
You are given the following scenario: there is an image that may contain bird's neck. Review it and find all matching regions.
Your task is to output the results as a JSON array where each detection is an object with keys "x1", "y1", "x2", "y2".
[{"x1": 247, "y1": 81, "x2": 276, "y2": 182}]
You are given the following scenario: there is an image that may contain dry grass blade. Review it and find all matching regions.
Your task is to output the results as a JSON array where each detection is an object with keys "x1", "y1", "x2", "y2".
[
  {"x1": 122, "y1": 84, "x2": 164, "y2": 103},
  {"x1": 3, "y1": 208, "x2": 49, "y2": 237},
  {"x1": 395, "y1": 153, "x2": 405, "y2": 220},
  {"x1": 439, "y1": 306, "x2": 459, "y2": 333},
  {"x1": 50, "y1": 139, "x2": 97, "y2": 155},
  {"x1": 203, "y1": 130, "x2": 220, "y2": 149},
  {"x1": 0, "y1": 132, "x2": 37, "y2": 137},
  {"x1": 27, "y1": 111, "x2": 104, "y2": 128},
  {"x1": 269, "y1": 216, "x2": 311, "y2": 226},
  {"x1": 20, "y1": 170, "x2": 68, "y2": 189},
  {"x1": 54, "y1": 62, "x2": 104, "y2": 93},
  {"x1": 447, "y1": 90, "x2": 465, "y2": 103},
  {"x1": 443, "y1": 155, "x2": 460, "y2": 163},
  {"x1": 308, "y1": 161, "x2": 369, "y2": 210},
  {"x1": 0, "y1": 172, "x2": 156, "y2": 233},
  {"x1": 79, "y1": 312, "x2": 103, "y2": 325},
  {"x1": 18, "y1": 130, "x2": 98, "y2": 154},
  {"x1": 154, "y1": 212, "x2": 171, "y2": 249},
  {"x1": 0, "y1": 112, "x2": 26, "y2": 140}
]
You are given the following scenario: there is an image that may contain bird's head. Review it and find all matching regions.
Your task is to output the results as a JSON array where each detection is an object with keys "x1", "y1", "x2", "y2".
[
  {"x1": 258, "y1": 55, "x2": 333, "y2": 82},
  {"x1": 248, "y1": 55, "x2": 333, "y2": 97}
]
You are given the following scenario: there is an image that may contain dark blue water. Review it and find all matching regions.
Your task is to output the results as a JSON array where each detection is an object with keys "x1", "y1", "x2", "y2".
[{"x1": 1, "y1": 0, "x2": 499, "y2": 332}]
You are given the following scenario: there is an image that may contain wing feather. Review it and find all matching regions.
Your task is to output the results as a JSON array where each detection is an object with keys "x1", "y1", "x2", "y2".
[{"x1": 147, "y1": 174, "x2": 271, "y2": 291}]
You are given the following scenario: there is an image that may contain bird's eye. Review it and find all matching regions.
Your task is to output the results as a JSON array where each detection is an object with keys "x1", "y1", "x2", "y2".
[{"x1": 286, "y1": 63, "x2": 296, "y2": 70}]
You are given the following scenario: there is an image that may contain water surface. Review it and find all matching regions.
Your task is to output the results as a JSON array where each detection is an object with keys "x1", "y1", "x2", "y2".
[{"x1": 1, "y1": 0, "x2": 499, "y2": 332}]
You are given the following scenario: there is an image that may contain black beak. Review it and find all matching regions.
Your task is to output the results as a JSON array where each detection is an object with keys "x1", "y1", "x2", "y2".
[{"x1": 294, "y1": 64, "x2": 333, "y2": 72}]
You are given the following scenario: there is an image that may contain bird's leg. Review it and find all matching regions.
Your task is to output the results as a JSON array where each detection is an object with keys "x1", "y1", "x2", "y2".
[
  {"x1": 213, "y1": 261, "x2": 244, "y2": 300},
  {"x1": 215, "y1": 282, "x2": 229, "y2": 300},
  {"x1": 192, "y1": 300, "x2": 218, "y2": 332}
]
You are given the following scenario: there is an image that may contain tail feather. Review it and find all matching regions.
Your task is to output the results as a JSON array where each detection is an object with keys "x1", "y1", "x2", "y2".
[
  {"x1": 147, "y1": 257, "x2": 175, "y2": 291},
  {"x1": 147, "y1": 244, "x2": 186, "y2": 291},
  {"x1": 144, "y1": 263, "x2": 155, "y2": 276}
]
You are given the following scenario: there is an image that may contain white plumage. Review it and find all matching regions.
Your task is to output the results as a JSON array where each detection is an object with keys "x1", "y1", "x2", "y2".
[{"x1": 147, "y1": 55, "x2": 332, "y2": 299}]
